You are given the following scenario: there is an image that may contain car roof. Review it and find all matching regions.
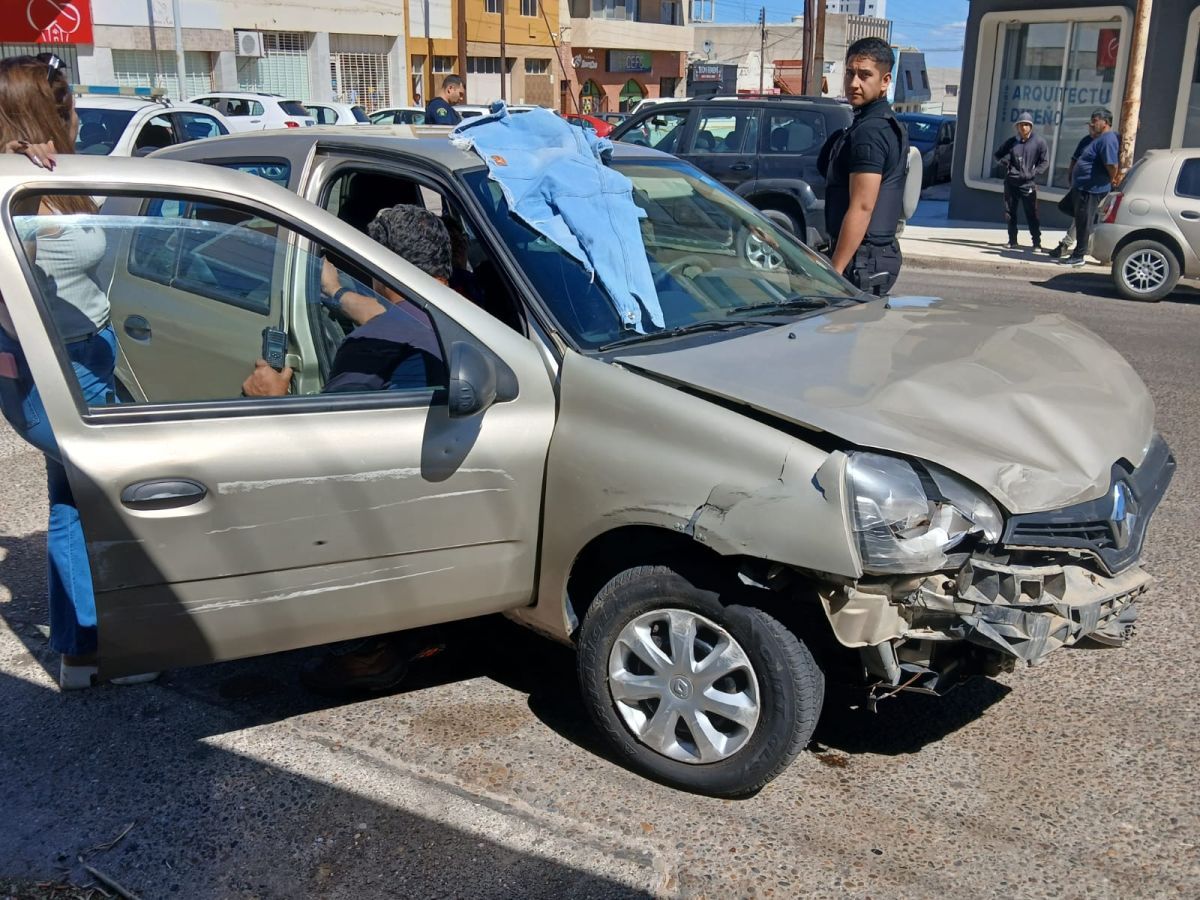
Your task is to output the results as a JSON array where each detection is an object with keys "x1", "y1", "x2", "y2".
[
  {"x1": 632, "y1": 96, "x2": 849, "y2": 111},
  {"x1": 895, "y1": 112, "x2": 955, "y2": 122},
  {"x1": 75, "y1": 97, "x2": 225, "y2": 115},
  {"x1": 156, "y1": 125, "x2": 674, "y2": 172},
  {"x1": 192, "y1": 92, "x2": 297, "y2": 102}
]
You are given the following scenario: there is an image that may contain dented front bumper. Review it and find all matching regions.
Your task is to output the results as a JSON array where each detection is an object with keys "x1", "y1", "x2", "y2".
[{"x1": 818, "y1": 556, "x2": 1153, "y2": 698}]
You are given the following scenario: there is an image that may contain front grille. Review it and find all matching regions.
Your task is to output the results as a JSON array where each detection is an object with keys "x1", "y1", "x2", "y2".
[{"x1": 1002, "y1": 435, "x2": 1175, "y2": 575}]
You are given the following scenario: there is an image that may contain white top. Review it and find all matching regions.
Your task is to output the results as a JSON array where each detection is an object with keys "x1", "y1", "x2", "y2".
[{"x1": 36, "y1": 220, "x2": 109, "y2": 339}]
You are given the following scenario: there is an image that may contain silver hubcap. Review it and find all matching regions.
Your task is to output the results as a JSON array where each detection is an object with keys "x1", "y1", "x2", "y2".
[
  {"x1": 608, "y1": 608, "x2": 761, "y2": 764},
  {"x1": 745, "y1": 231, "x2": 784, "y2": 270},
  {"x1": 1122, "y1": 249, "x2": 1168, "y2": 293}
]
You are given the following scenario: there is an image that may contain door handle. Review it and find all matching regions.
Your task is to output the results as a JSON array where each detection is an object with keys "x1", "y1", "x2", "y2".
[
  {"x1": 120, "y1": 478, "x2": 208, "y2": 510},
  {"x1": 124, "y1": 315, "x2": 151, "y2": 341},
  {"x1": 730, "y1": 162, "x2": 752, "y2": 171},
  {"x1": 1181, "y1": 210, "x2": 1200, "y2": 220}
]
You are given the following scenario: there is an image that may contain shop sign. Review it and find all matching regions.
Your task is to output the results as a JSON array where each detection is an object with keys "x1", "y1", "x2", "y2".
[
  {"x1": 692, "y1": 64, "x2": 723, "y2": 82},
  {"x1": 608, "y1": 51, "x2": 653, "y2": 73},
  {"x1": 2, "y1": 0, "x2": 93, "y2": 44},
  {"x1": 1097, "y1": 29, "x2": 1120, "y2": 69},
  {"x1": 572, "y1": 54, "x2": 599, "y2": 70},
  {"x1": 997, "y1": 79, "x2": 1114, "y2": 127}
]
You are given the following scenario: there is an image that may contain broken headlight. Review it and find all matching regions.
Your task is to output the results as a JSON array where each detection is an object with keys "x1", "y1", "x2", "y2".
[{"x1": 845, "y1": 452, "x2": 1003, "y2": 574}]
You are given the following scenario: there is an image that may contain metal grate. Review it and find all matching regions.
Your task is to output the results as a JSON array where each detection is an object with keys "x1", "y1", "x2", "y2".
[
  {"x1": 330, "y1": 35, "x2": 391, "y2": 111},
  {"x1": 237, "y1": 32, "x2": 311, "y2": 99},
  {"x1": 0, "y1": 43, "x2": 78, "y2": 72},
  {"x1": 112, "y1": 50, "x2": 214, "y2": 99}
]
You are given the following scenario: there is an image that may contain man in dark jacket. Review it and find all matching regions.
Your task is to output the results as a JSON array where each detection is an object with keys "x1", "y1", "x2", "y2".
[{"x1": 993, "y1": 110, "x2": 1050, "y2": 249}]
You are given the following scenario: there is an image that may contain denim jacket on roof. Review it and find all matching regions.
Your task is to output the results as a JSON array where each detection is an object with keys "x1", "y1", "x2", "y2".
[{"x1": 451, "y1": 104, "x2": 664, "y2": 332}]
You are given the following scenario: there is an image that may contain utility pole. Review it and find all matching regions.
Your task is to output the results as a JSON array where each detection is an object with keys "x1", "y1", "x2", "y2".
[
  {"x1": 758, "y1": 7, "x2": 766, "y2": 94},
  {"x1": 811, "y1": 0, "x2": 826, "y2": 96},
  {"x1": 1118, "y1": 0, "x2": 1153, "y2": 174},
  {"x1": 500, "y1": 0, "x2": 508, "y2": 101},
  {"x1": 145, "y1": 0, "x2": 161, "y2": 90},
  {"x1": 170, "y1": 0, "x2": 187, "y2": 98},
  {"x1": 457, "y1": 0, "x2": 468, "y2": 95},
  {"x1": 802, "y1": 0, "x2": 812, "y2": 95}
]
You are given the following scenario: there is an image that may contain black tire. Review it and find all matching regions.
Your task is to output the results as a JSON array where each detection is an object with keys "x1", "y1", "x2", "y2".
[
  {"x1": 757, "y1": 207, "x2": 799, "y2": 235},
  {"x1": 1112, "y1": 239, "x2": 1180, "y2": 302},
  {"x1": 577, "y1": 565, "x2": 823, "y2": 798}
]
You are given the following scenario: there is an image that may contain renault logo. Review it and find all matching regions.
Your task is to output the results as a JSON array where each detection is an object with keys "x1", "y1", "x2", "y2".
[{"x1": 1109, "y1": 482, "x2": 1135, "y2": 551}]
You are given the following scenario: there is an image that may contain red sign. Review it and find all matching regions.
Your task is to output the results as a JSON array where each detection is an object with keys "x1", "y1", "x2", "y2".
[
  {"x1": 1097, "y1": 28, "x2": 1120, "y2": 69},
  {"x1": 0, "y1": 1, "x2": 94, "y2": 45}
]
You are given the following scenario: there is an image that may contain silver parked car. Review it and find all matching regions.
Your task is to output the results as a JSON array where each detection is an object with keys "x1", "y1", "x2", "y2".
[
  {"x1": 1092, "y1": 148, "x2": 1200, "y2": 301},
  {"x1": 0, "y1": 130, "x2": 1174, "y2": 797}
]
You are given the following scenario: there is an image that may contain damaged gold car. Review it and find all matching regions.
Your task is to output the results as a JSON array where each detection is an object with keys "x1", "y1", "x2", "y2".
[{"x1": 0, "y1": 138, "x2": 1174, "y2": 798}]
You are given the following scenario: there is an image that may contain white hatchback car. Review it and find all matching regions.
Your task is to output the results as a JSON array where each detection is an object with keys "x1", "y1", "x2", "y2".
[
  {"x1": 74, "y1": 92, "x2": 230, "y2": 157},
  {"x1": 188, "y1": 92, "x2": 315, "y2": 131},
  {"x1": 304, "y1": 101, "x2": 370, "y2": 125}
]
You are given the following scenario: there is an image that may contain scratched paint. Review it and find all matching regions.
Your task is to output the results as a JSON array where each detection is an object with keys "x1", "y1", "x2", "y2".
[
  {"x1": 217, "y1": 467, "x2": 515, "y2": 495},
  {"x1": 186, "y1": 566, "x2": 455, "y2": 614}
]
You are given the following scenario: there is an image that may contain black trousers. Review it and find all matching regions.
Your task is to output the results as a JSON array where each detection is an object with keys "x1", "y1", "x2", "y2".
[
  {"x1": 1003, "y1": 183, "x2": 1041, "y2": 244},
  {"x1": 1072, "y1": 190, "x2": 1105, "y2": 260},
  {"x1": 844, "y1": 241, "x2": 902, "y2": 296}
]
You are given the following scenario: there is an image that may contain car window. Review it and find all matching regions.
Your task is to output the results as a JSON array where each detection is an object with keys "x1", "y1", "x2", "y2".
[
  {"x1": 279, "y1": 100, "x2": 310, "y2": 117},
  {"x1": 224, "y1": 99, "x2": 249, "y2": 117},
  {"x1": 901, "y1": 118, "x2": 938, "y2": 143},
  {"x1": 305, "y1": 105, "x2": 331, "y2": 124},
  {"x1": 618, "y1": 111, "x2": 690, "y2": 154},
  {"x1": 192, "y1": 97, "x2": 220, "y2": 109},
  {"x1": 764, "y1": 111, "x2": 826, "y2": 155},
  {"x1": 12, "y1": 190, "x2": 446, "y2": 407},
  {"x1": 464, "y1": 159, "x2": 857, "y2": 349},
  {"x1": 134, "y1": 114, "x2": 178, "y2": 154},
  {"x1": 1176, "y1": 159, "x2": 1200, "y2": 199},
  {"x1": 175, "y1": 111, "x2": 226, "y2": 142},
  {"x1": 351, "y1": 106, "x2": 370, "y2": 123},
  {"x1": 75, "y1": 108, "x2": 135, "y2": 155},
  {"x1": 686, "y1": 108, "x2": 759, "y2": 155},
  {"x1": 210, "y1": 160, "x2": 292, "y2": 187}
]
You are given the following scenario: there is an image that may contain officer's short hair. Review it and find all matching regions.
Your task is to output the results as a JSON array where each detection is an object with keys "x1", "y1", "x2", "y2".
[
  {"x1": 846, "y1": 37, "x2": 895, "y2": 75},
  {"x1": 1091, "y1": 107, "x2": 1113, "y2": 126},
  {"x1": 442, "y1": 74, "x2": 464, "y2": 91},
  {"x1": 367, "y1": 204, "x2": 452, "y2": 282}
]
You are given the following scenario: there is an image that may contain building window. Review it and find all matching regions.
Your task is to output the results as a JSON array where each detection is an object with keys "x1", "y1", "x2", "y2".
[
  {"x1": 236, "y1": 32, "x2": 311, "y2": 100},
  {"x1": 525, "y1": 58, "x2": 550, "y2": 74},
  {"x1": 984, "y1": 19, "x2": 1123, "y2": 190},
  {"x1": 1176, "y1": 9, "x2": 1200, "y2": 147},
  {"x1": 433, "y1": 55, "x2": 457, "y2": 74},
  {"x1": 485, "y1": 0, "x2": 500, "y2": 12},
  {"x1": 904, "y1": 69, "x2": 913, "y2": 91},
  {"x1": 661, "y1": 1, "x2": 682, "y2": 25},
  {"x1": 921, "y1": 70, "x2": 929, "y2": 90},
  {"x1": 591, "y1": 0, "x2": 638, "y2": 22},
  {"x1": 521, "y1": 0, "x2": 538, "y2": 16},
  {"x1": 618, "y1": 78, "x2": 645, "y2": 112},
  {"x1": 467, "y1": 57, "x2": 513, "y2": 75}
]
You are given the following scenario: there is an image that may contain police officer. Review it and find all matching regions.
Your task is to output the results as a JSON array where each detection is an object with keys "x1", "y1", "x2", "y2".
[
  {"x1": 820, "y1": 37, "x2": 909, "y2": 296},
  {"x1": 425, "y1": 74, "x2": 465, "y2": 126}
]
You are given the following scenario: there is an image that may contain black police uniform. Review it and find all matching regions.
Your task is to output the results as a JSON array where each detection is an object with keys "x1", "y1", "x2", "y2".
[
  {"x1": 820, "y1": 97, "x2": 908, "y2": 295},
  {"x1": 425, "y1": 97, "x2": 461, "y2": 126}
]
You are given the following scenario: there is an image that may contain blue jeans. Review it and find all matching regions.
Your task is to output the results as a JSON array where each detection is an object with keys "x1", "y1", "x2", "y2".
[{"x1": 0, "y1": 325, "x2": 117, "y2": 656}]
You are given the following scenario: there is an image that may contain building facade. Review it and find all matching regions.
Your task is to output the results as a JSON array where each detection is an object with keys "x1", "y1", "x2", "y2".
[
  {"x1": 827, "y1": 1, "x2": 887, "y2": 18},
  {"x1": 950, "y1": 0, "x2": 1200, "y2": 221}
]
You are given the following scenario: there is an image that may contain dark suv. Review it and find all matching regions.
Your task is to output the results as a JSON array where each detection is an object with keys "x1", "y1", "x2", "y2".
[{"x1": 611, "y1": 97, "x2": 852, "y2": 248}]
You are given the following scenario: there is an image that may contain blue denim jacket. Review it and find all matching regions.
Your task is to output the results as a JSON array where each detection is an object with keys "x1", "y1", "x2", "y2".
[{"x1": 452, "y1": 103, "x2": 663, "y2": 332}]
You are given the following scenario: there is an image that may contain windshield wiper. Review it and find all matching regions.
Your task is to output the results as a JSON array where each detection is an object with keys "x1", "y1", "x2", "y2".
[
  {"x1": 598, "y1": 318, "x2": 770, "y2": 352},
  {"x1": 726, "y1": 295, "x2": 838, "y2": 316}
]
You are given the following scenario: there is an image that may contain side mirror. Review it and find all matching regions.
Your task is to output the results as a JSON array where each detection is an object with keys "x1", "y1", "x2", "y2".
[{"x1": 447, "y1": 341, "x2": 498, "y2": 418}]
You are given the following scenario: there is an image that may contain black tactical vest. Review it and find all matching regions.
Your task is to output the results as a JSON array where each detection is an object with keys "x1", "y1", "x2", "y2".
[{"x1": 823, "y1": 102, "x2": 909, "y2": 247}]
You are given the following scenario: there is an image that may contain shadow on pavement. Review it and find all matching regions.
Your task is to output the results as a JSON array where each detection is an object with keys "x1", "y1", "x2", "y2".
[{"x1": 1032, "y1": 272, "x2": 1200, "y2": 304}]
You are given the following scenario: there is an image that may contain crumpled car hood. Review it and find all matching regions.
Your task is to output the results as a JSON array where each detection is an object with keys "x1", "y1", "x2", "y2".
[{"x1": 615, "y1": 296, "x2": 1155, "y2": 513}]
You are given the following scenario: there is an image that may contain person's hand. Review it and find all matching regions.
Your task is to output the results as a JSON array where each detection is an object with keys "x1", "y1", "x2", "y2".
[
  {"x1": 320, "y1": 257, "x2": 342, "y2": 298},
  {"x1": 241, "y1": 359, "x2": 293, "y2": 397},
  {"x1": 4, "y1": 139, "x2": 57, "y2": 170}
]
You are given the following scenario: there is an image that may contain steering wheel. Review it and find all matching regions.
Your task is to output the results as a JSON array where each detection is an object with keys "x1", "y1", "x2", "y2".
[{"x1": 661, "y1": 254, "x2": 714, "y2": 279}]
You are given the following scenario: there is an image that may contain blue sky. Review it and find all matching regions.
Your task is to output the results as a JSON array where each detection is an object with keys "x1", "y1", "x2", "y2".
[{"x1": 713, "y1": 0, "x2": 970, "y2": 68}]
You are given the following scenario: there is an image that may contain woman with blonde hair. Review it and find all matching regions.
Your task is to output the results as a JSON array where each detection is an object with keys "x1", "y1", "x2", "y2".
[{"x1": 0, "y1": 54, "x2": 150, "y2": 688}]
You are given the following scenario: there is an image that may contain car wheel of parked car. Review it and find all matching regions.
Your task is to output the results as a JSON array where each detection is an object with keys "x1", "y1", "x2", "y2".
[
  {"x1": 739, "y1": 226, "x2": 785, "y2": 271},
  {"x1": 1113, "y1": 239, "x2": 1180, "y2": 302},
  {"x1": 758, "y1": 208, "x2": 798, "y2": 235},
  {"x1": 577, "y1": 565, "x2": 823, "y2": 797}
]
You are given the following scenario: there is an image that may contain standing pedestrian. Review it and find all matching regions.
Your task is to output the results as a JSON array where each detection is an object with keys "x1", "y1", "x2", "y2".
[
  {"x1": 1047, "y1": 131, "x2": 1100, "y2": 258},
  {"x1": 425, "y1": 74, "x2": 465, "y2": 127},
  {"x1": 993, "y1": 110, "x2": 1049, "y2": 249},
  {"x1": 819, "y1": 37, "x2": 910, "y2": 296},
  {"x1": 1062, "y1": 108, "x2": 1120, "y2": 267},
  {"x1": 0, "y1": 55, "x2": 156, "y2": 688}
]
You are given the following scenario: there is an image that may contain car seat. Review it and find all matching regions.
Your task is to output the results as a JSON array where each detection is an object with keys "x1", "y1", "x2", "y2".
[
  {"x1": 78, "y1": 121, "x2": 110, "y2": 152},
  {"x1": 135, "y1": 124, "x2": 174, "y2": 153},
  {"x1": 769, "y1": 127, "x2": 789, "y2": 152}
]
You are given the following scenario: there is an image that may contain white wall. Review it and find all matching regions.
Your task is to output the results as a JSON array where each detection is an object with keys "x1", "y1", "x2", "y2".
[{"x1": 92, "y1": 0, "x2": 406, "y2": 36}]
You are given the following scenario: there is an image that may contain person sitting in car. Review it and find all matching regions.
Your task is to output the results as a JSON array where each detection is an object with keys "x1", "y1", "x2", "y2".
[{"x1": 241, "y1": 204, "x2": 450, "y2": 398}]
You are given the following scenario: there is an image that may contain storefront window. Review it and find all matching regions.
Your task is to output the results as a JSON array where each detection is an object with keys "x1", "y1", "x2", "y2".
[
  {"x1": 619, "y1": 79, "x2": 645, "y2": 112},
  {"x1": 987, "y1": 19, "x2": 1121, "y2": 189},
  {"x1": 580, "y1": 79, "x2": 604, "y2": 114}
]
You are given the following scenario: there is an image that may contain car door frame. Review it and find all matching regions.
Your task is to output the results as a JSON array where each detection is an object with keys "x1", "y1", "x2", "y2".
[{"x1": 0, "y1": 156, "x2": 559, "y2": 677}]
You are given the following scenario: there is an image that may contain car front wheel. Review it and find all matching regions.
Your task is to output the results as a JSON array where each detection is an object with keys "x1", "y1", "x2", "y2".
[
  {"x1": 577, "y1": 565, "x2": 823, "y2": 797},
  {"x1": 1113, "y1": 239, "x2": 1180, "y2": 302}
]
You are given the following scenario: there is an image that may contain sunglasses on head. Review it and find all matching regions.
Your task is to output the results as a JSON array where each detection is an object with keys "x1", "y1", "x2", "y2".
[{"x1": 35, "y1": 53, "x2": 70, "y2": 82}]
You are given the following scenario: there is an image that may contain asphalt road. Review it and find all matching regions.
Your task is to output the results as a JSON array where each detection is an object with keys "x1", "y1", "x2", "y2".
[{"x1": 2, "y1": 268, "x2": 1197, "y2": 899}]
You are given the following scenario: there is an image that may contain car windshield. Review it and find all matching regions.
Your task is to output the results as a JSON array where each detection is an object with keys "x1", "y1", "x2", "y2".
[
  {"x1": 75, "y1": 108, "x2": 136, "y2": 155},
  {"x1": 279, "y1": 100, "x2": 309, "y2": 117},
  {"x1": 351, "y1": 106, "x2": 370, "y2": 123},
  {"x1": 463, "y1": 159, "x2": 858, "y2": 350},
  {"x1": 902, "y1": 119, "x2": 939, "y2": 142}
]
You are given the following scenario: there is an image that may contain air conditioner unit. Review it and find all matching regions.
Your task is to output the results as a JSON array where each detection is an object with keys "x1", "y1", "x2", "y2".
[{"x1": 235, "y1": 31, "x2": 264, "y2": 58}]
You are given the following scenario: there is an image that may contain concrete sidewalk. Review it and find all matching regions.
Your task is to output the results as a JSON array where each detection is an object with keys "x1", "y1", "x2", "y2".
[{"x1": 898, "y1": 183, "x2": 1107, "y2": 277}]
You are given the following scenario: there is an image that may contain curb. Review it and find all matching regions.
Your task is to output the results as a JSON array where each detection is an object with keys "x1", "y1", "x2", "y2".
[{"x1": 900, "y1": 250, "x2": 1109, "y2": 279}]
